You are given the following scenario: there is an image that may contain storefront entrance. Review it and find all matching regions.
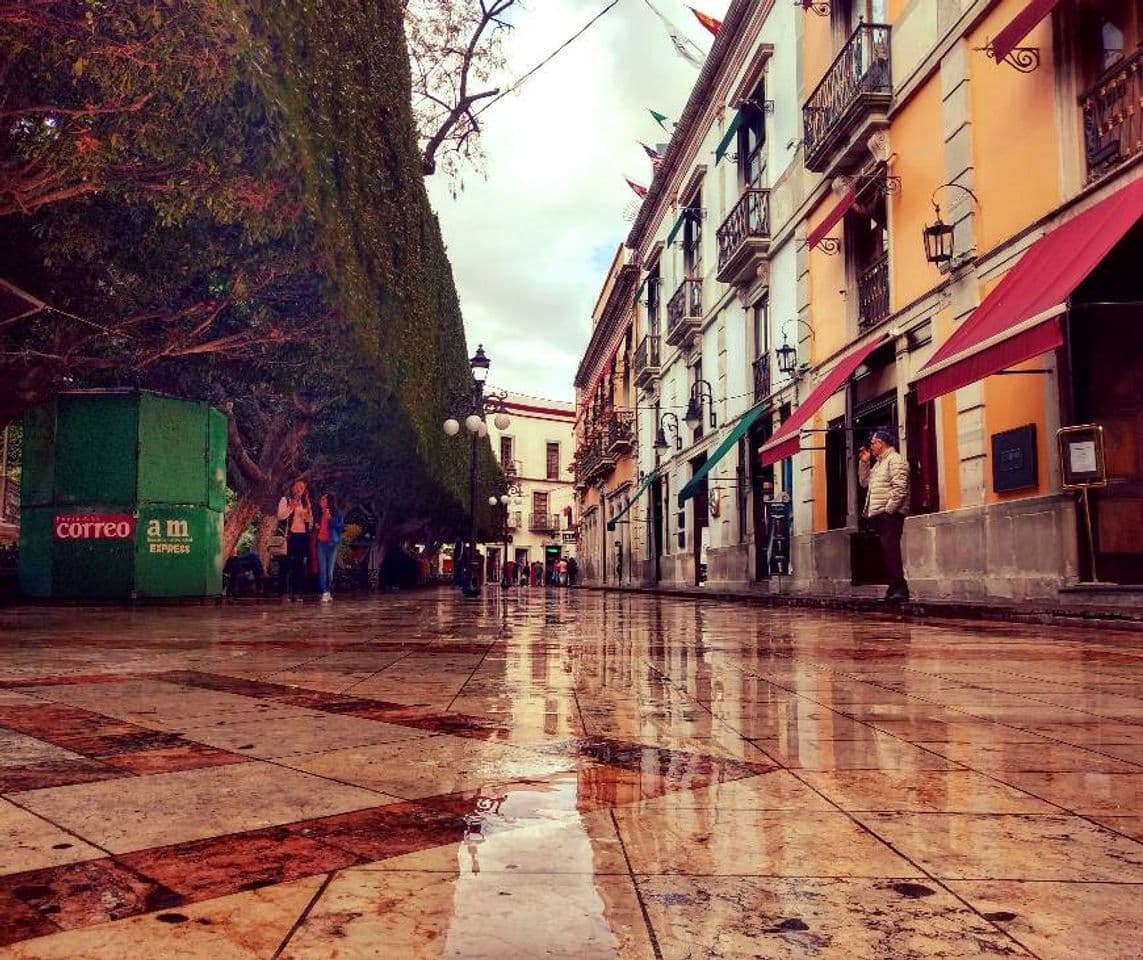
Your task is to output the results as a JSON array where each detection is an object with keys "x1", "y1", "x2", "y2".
[
  {"x1": 690, "y1": 453, "x2": 709, "y2": 585},
  {"x1": 1071, "y1": 231, "x2": 1143, "y2": 582}
]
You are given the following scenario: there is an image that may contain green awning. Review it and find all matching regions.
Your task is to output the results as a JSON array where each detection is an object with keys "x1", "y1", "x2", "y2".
[
  {"x1": 634, "y1": 276, "x2": 647, "y2": 304},
  {"x1": 678, "y1": 403, "x2": 766, "y2": 506},
  {"x1": 714, "y1": 111, "x2": 743, "y2": 165},
  {"x1": 665, "y1": 210, "x2": 687, "y2": 247},
  {"x1": 607, "y1": 469, "x2": 659, "y2": 532}
]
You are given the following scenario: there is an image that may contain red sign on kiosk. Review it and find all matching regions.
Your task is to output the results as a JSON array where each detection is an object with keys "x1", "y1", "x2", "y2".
[{"x1": 53, "y1": 514, "x2": 136, "y2": 540}]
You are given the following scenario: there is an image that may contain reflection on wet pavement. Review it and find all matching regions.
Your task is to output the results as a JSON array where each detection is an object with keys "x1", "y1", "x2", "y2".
[{"x1": 0, "y1": 590, "x2": 1140, "y2": 958}]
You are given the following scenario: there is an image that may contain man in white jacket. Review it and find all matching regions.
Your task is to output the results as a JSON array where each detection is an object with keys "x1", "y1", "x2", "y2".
[{"x1": 859, "y1": 427, "x2": 911, "y2": 602}]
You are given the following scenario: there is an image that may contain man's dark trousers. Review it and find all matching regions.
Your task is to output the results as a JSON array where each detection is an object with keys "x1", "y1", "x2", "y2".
[{"x1": 870, "y1": 512, "x2": 907, "y2": 597}]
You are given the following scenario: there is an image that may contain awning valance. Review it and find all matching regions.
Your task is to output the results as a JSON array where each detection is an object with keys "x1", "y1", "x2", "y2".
[
  {"x1": 607, "y1": 469, "x2": 659, "y2": 531},
  {"x1": 714, "y1": 111, "x2": 743, "y2": 165},
  {"x1": 759, "y1": 335, "x2": 888, "y2": 467},
  {"x1": 678, "y1": 403, "x2": 766, "y2": 506},
  {"x1": 991, "y1": 0, "x2": 1060, "y2": 65},
  {"x1": 807, "y1": 187, "x2": 856, "y2": 250},
  {"x1": 913, "y1": 177, "x2": 1143, "y2": 404},
  {"x1": 666, "y1": 210, "x2": 687, "y2": 247}
]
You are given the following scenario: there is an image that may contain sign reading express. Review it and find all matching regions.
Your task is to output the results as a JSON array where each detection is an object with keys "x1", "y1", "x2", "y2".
[{"x1": 53, "y1": 514, "x2": 136, "y2": 540}]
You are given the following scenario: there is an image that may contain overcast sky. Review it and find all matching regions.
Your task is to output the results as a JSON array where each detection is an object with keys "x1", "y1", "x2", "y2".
[{"x1": 426, "y1": 0, "x2": 730, "y2": 402}]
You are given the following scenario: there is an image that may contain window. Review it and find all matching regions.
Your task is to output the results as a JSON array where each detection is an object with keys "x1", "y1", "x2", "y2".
[
  {"x1": 499, "y1": 435, "x2": 513, "y2": 469},
  {"x1": 737, "y1": 82, "x2": 767, "y2": 188},
  {"x1": 546, "y1": 442, "x2": 560, "y2": 480},
  {"x1": 752, "y1": 298, "x2": 769, "y2": 361},
  {"x1": 905, "y1": 392, "x2": 940, "y2": 516},
  {"x1": 647, "y1": 263, "x2": 662, "y2": 335},
  {"x1": 683, "y1": 190, "x2": 703, "y2": 277},
  {"x1": 532, "y1": 491, "x2": 549, "y2": 520}
]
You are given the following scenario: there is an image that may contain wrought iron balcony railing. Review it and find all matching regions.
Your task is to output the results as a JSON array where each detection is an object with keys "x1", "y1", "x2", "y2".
[
  {"x1": 753, "y1": 355, "x2": 772, "y2": 403},
  {"x1": 529, "y1": 513, "x2": 560, "y2": 532},
  {"x1": 0, "y1": 479, "x2": 17, "y2": 523},
  {"x1": 501, "y1": 458, "x2": 522, "y2": 478},
  {"x1": 666, "y1": 278, "x2": 703, "y2": 346},
  {"x1": 716, "y1": 188, "x2": 771, "y2": 284},
  {"x1": 507, "y1": 510, "x2": 522, "y2": 531},
  {"x1": 633, "y1": 334, "x2": 661, "y2": 387},
  {"x1": 606, "y1": 410, "x2": 635, "y2": 453},
  {"x1": 1080, "y1": 49, "x2": 1143, "y2": 185},
  {"x1": 802, "y1": 23, "x2": 892, "y2": 173},
  {"x1": 857, "y1": 253, "x2": 890, "y2": 332}
]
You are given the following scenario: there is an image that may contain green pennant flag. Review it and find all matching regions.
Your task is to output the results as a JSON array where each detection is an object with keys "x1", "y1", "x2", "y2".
[{"x1": 650, "y1": 109, "x2": 670, "y2": 132}]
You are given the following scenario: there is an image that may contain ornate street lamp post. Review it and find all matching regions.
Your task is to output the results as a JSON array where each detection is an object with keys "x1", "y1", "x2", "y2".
[
  {"x1": 443, "y1": 345, "x2": 510, "y2": 598},
  {"x1": 488, "y1": 474, "x2": 521, "y2": 589}
]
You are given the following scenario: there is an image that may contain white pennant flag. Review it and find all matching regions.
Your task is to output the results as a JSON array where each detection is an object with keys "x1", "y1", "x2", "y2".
[{"x1": 642, "y1": 0, "x2": 706, "y2": 68}]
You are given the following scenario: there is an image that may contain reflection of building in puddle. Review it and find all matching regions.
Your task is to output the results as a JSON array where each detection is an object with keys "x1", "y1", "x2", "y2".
[{"x1": 441, "y1": 776, "x2": 625, "y2": 958}]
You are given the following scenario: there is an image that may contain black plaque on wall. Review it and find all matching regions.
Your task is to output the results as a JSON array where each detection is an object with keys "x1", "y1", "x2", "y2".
[{"x1": 991, "y1": 424, "x2": 1037, "y2": 493}]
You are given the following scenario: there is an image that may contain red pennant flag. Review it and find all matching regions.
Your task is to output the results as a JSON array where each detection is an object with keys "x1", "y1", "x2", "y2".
[
  {"x1": 689, "y1": 7, "x2": 721, "y2": 35},
  {"x1": 625, "y1": 178, "x2": 648, "y2": 198}
]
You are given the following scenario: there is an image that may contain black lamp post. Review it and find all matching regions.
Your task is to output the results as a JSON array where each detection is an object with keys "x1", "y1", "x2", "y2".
[
  {"x1": 442, "y1": 344, "x2": 510, "y2": 599},
  {"x1": 685, "y1": 380, "x2": 717, "y2": 432},
  {"x1": 655, "y1": 412, "x2": 682, "y2": 453},
  {"x1": 488, "y1": 476, "x2": 521, "y2": 589}
]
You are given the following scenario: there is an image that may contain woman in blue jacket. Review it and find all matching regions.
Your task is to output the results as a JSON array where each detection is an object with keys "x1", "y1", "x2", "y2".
[{"x1": 315, "y1": 493, "x2": 345, "y2": 602}]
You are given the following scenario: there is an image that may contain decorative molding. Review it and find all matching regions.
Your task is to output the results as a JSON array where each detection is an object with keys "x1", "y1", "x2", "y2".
[{"x1": 728, "y1": 42, "x2": 775, "y2": 106}]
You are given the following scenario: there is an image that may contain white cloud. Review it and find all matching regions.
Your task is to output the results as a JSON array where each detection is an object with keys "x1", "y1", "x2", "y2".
[{"x1": 428, "y1": 0, "x2": 729, "y2": 402}]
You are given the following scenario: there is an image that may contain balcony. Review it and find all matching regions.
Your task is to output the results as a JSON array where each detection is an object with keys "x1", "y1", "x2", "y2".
[
  {"x1": 633, "y1": 334, "x2": 661, "y2": 388},
  {"x1": 665, "y1": 278, "x2": 703, "y2": 346},
  {"x1": 802, "y1": 23, "x2": 892, "y2": 175},
  {"x1": 857, "y1": 254, "x2": 890, "y2": 332},
  {"x1": 753, "y1": 355, "x2": 772, "y2": 403},
  {"x1": 606, "y1": 410, "x2": 635, "y2": 455},
  {"x1": 529, "y1": 513, "x2": 559, "y2": 533},
  {"x1": 1080, "y1": 49, "x2": 1143, "y2": 186},
  {"x1": 502, "y1": 458, "x2": 522, "y2": 479},
  {"x1": 716, "y1": 188, "x2": 771, "y2": 285},
  {"x1": 507, "y1": 510, "x2": 521, "y2": 531}
]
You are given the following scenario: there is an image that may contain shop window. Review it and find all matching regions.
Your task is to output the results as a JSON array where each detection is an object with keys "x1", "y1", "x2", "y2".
[
  {"x1": 906, "y1": 392, "x2": 940, "y2": 515},
  {"x1": 825, "y1": 416, "x2": 849, "y2": 530}
]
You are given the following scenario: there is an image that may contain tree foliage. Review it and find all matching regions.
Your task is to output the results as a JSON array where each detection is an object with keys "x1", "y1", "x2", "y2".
[{"x1": 1, "y1": 0, "x2": 494, "y2": 553}]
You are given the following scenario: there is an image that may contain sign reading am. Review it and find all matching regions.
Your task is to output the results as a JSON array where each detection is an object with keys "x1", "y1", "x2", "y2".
[{"x1": 145, "y1": 517, "x2": 194, "y2": 555}]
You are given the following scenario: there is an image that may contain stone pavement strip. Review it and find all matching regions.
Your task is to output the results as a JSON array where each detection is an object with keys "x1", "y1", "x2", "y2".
[{"x1": 0, "y1": 590, "x2": 1140, "y2": 958}]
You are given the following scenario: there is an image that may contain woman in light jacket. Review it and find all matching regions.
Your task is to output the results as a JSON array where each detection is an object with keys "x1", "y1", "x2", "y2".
[{"x1": 315, "y1": 493, "x2": 345, "y2": 602}]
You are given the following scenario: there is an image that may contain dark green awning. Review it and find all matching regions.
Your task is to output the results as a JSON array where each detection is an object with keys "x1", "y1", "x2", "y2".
[
  {"x1": 634, "y1": 276, "x2": 647, "y2": 304},
  {"x1": 607, "y1": 469, "x2": 659, "y2": 531},
  {"x1": 665, "y1": 211, "x2": 687, "y2": 247},
  {"x1": 714, "y1": 111, "x2": 743, "y2": 165},
  {"x1": 678, "y1": 403, "x2": 766, "y2": 506}
]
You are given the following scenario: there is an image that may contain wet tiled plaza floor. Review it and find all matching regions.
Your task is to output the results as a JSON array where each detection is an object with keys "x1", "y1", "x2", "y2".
[{"x1": 0, "y1": 590, "x2": 1140, "y2": 958}]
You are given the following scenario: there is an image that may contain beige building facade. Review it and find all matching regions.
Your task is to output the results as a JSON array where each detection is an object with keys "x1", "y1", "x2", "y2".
[{"x1": 483, "y1": 393, "x2": 577, "y2": 581}]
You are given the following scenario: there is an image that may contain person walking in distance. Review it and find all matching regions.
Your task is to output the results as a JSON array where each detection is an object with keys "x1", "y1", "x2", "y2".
[
  {"x1": 277, "y1": 479, "x2": 313, "y2": 600},
  {"x1": 315, "y1": 492, "x2": 344, "y2": 603},
  {"x1": 859, "y1": 428, "x2": 911, "y2": 602}
]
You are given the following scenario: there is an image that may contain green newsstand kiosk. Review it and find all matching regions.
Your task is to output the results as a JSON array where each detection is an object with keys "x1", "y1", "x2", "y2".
[{"x1": 19, "y1": 390, "x2": 227, "y2": 599}]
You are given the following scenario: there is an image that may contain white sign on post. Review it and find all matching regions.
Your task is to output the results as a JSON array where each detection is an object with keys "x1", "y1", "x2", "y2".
[{"x1": 1068, "y1": 441, "x2": 1097, "y2": 475}]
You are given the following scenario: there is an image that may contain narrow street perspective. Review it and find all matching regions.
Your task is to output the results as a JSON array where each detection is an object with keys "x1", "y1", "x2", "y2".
[
  {"x1": 1, "y1": 592, "x2": 1141, "y2": 958},
  {"x1": 3, "y1": 0, "x2": 1142, "y2": 956}
]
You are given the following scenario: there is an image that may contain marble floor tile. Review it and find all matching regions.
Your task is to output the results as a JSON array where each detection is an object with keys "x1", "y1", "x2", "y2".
[
  {"x1": 0, "y1": 733, "x2": 87, "y2": 769},
  {"x1": 1011, "y1": 720, "x2": 1143, "y2": 744},
  {"x1": 922, "y1": 741, "x2": 1140, "y2": 773},
  {"x1": 798, "y1": 770, "x2": 1056, "y2": 814},
  {"x1": 280, "y1": 735, "x2": 577, "y2": 800},
  {"x1": 613, "y1": 806, "x2": 923, "y2": 877},
  {"x1": 752, "y1": 733, "x2": 958, "y2": 772},
  {"x1": 278, "y1": 869, "x2": 657, "y2": 959},
  {"x1": 946, "y1": 879, "x2": 1143, "y2": 960},
  {"x1": 858, "y1": 812, "x2": 1143, "y2": 881},
  {"x1": 0, "y1": 875, "x2": 321, "y2": 959},
  {"x1": 11, "y1": 761, "x2": 393, "y2": 854},
  {"x1": 1087, "y1": 815, "x2": 1143, "y2": 841},
  {"x1": 0, "y1": 799, "x2": 103, "y2": 876},
  {"x1": 638, "y1": 875, "x2": 1033, "y2": 959},
  {"x1": 630, "y1": 769, "x2": 835, "y2": 812},
  {"x1": 991, "y1": 771, "x2": 1143, "y2": 815},
  {"x1": 177, "y1": 712, "x2": 431, "y2": 759}
]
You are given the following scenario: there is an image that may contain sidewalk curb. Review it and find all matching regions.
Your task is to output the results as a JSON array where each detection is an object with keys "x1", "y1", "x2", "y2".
[{"x1": 575, "y1": 583, "x2": 1143, "y2": 633}]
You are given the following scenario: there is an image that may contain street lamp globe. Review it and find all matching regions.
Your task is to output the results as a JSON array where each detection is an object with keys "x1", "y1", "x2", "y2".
[
  {"x1": 654, "y1": 428, "x2": 670, "y2": 453},
  {"x1": 465, "y1": 414, "x2": 483, "y2": 434},
  {"x1": 477, "y1": 422, "x2": 489, "y2": 438},
  {"x1": 488, "y1": 496, "x2": 499, "y2": 507},
  {"x1": 684, "y1": 398, "x2": 702, "y2": 432},
  {"x1": 499, "y1": 494, "x2": 509, "y2": 505},
  {"x1": 443, "y1": 418, "x2": 460, "y2": 437},
  {"x1": 493, "y1": 412, "x2": 511, "y2": 430},
  {"x1": 469, "y1": 344, "x2": 491, "y2": 383}
]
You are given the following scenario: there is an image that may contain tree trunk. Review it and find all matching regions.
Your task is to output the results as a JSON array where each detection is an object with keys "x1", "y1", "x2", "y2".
[
  {"x1": 253, "y1": 512, "x2": 278, "y2": 569},
  {"x1": 222, "y1": 497, "x2": 260, "y2": 559}
]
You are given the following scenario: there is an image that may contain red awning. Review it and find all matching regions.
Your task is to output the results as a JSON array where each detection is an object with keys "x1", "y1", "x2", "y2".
[
  {"x1": 914, "y1": 177, "x2": 1143, "y2": 404},
  {"x1": 807, "y1": 188, "x2": 856, "y2": 250},
  {"x1": 992, "y1": 0, "x2": 1061, "y2": 65},
  {"x1": 759, "y1": 335, "x2": 888, "y2": 467}
]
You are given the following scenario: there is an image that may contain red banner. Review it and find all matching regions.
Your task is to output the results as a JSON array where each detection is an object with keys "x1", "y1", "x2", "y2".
[{"x1": 53, "y1": 514, "x2": 136, "y2": 540}]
